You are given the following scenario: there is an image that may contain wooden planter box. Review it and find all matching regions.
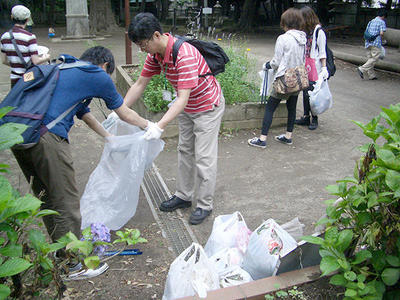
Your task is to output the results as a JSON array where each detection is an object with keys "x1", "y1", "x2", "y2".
[{"x1": 116, "y1": 65, "x2": 287, "y2": 138}]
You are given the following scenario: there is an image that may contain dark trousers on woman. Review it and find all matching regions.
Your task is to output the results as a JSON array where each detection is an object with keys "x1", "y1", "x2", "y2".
[{"x1": 261, "y1": 95, "x2": 298, "y2": 136}]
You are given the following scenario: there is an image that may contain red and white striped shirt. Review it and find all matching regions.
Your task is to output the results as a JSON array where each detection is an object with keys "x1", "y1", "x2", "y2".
[
  {"x1": 141, "y1": 34, "x2": 221, "y2": 114},
  {"x1": 0, "y1": 26, "x2": 38, "y2": 84}
]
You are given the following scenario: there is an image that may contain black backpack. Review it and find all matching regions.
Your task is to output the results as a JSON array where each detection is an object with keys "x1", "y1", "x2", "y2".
[
  {"x1": 155, "y1": 35, "x2": 230, "y2": 77},
  {"x1": 316, "y1": 28, "x2": 336, "y2": 79},
  {"x1": 0, "y1": 56, "x2": 89, "y2": 149}
]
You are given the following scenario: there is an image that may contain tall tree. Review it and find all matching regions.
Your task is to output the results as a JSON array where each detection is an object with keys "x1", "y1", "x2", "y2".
[
  {"x1": 89, "y1": 0, "x2": 119, "y2": 34},
  {"x1": 237, "y1": 0, "x2": 257, "y2": 31}
]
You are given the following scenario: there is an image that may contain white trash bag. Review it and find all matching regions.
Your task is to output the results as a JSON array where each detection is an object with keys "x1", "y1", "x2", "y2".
[
  {"x1": 80, "y1": 119, "x2": 164, "y2": 230},
  {"x1": 281, "y1": 217, "x2": 305, "y2": 242},
  {"x1": 309, "y1": 79, "x2": 333, "y2": 115},
  {"x1": 219, "y1": 265, "x2": 253, "y2": 288},
  {"x1": 242, "y1": 219, "x2": 298, "y2": 280},
  {"x1": 163, "y1": 243, "x2": 219, "y2": 300},
  {"x1": 204, "y1": 211, "x2": 252, "y2": 257},
  {"x1": 210, "y1": 247, "x2": 244, "y2": 275},
  {"x1": 259, "y1": 69, "x2": 275, "y2": 101}
]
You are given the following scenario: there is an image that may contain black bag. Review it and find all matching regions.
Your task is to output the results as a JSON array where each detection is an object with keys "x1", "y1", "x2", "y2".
[
  {"x1": 364, "y1": 21, "x2": 380, "y2": 42},
  {"x1": 0, "y1": 56, "x2": 89, "y2": 149},
  {"x1": 154, "y1": 35, "x2": 229, "y2": 77},
  {"x1": 316, "y1": 28, "x2": 336, "y2": 79}
]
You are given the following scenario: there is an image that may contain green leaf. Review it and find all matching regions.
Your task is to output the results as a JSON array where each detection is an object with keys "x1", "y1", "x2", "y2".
[
  {"x1": 319, "y1": 249, "x2": 335, "y2": 258},
  {"x1": 320, "y1": 256, "x2": 340, "y2": 276},
  {"x1": 0, "y1": 107, "x2": 14, "y2": 119},
  {"x1": 344, "y1": 271, "x2": 357, "y2": 281},
  {"x1": 376, "y1": 148, "x2": 400, "y2": 170},
  {"x1": 0, "y1": 258, "x2": 32, "y2": 277},
  {"x1": 386, "y1": 256, "x2": 400, "y2": 267},
  {"x1": 372, "y1": 250, "x2": 387, "y2": 272},
  {"x1": 352, "y1": 250, "x2": 372, "y2": 265},
  {"x1": 0, "y1": 245, "x2": 22, "y2": 257},
  {"x1": 325, "y1": 226, "x2": 339, "y2": 243},
  {"x1": 137, "y1": 237, "x2": 148, "y2": 243},
  {"x1": 39, "y1": 256, "x2": 53, "y2": 270},
  {"x1": 357, "y1": 274, "x2": 366, "y2": 283},
  {"x1": 356, "y1": 212, "x2": 372, "y2": 226},
  {"x1": 28, "y1": 229, "x2": 47, "y2": 253},
  {"x1": 337, "y1": 177, "x2": 359, "y2": 184},
  {"x1": 0, "y1": 284, "x2": 11, "y2": 300},
  {"x1": 47, "y1": 242, "x2": 65, "y2": 253},
  {"x1": 330, "y1": 274, "x2": 347, "y2": 286},
  {"x1": 326, "y1": 184, "x2": 341, "y2": 196},
  {"x1": 385, "y1": 170, "x2": 400, "y2": 191},
  {"x1": 35, "y1": 209, "x2": 58, "y2": 218},
  {"x1": 381, "y1": 268, "x2": 400, "y2": 286},
  {"x1": 0, "y1": 194, "x2": 42, "y2": 221},
  {"x1": 301, "y1": 235, "x2": 325, "y2": 245},
  {"x1": 344, "y1": 289, "x2": 357, "y2": 297},
  {"x1": 338, "y1": 258, "x2": 351, "y2": 271},
  {"x1": 0, "y1": 122, "x2": 28, "y2": 151},
  {"x1": 66, "y1": 240, "x2": 93, "y2": 256},
  {"x1": 367, "y1": 193, "x2": 379, "y2": 208},
  {"x1": 336, "y1": 230, "x2": 353, "y2": 252},
  {"x1": 84, "y1": 256, "x2": 100, "y2": 270},
  {"x1": 0, "y1": 176, "x2": 12, "y2": 212}
]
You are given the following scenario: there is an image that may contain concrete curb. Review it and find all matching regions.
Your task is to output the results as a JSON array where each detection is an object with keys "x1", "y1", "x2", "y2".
[{"x1": 333, "y1": 50, "x2": 400, "y2": 73}]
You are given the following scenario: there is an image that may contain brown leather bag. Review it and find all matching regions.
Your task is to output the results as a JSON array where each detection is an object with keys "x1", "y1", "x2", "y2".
[{"x1": 273, "y1": 65, "x2": 309, "y2": 95}]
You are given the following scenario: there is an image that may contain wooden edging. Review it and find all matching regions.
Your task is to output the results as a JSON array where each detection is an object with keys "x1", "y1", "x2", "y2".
[{"x1": 178, "y1": 265, "x2": 321, "y2": 300}]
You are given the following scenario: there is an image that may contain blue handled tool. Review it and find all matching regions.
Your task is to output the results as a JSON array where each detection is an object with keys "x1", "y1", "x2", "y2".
[{"x1": 104, "y1": 249, "x2": 142, "y2": 256}]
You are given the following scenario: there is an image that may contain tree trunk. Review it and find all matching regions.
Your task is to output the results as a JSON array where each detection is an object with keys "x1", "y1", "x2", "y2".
[
  {"x1": 48, "y1": 0, "x2": 56, "y2": 27},
  {"x1": 238, "y1": 0, "x2": 257, "y2": 31},
  {"x1": 89, "y1": 0, "x2": 119, "y2": 34},
  {"x1": 386, "y1": 0, "x2": 393, "y2": 10}
]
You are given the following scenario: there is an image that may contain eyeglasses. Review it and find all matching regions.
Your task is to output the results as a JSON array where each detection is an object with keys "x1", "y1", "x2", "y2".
[{"x1": 136, "y1": 36, "x2": 153, "y2": 51}]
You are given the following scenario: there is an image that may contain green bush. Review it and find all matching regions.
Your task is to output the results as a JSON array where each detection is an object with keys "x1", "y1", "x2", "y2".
[
  {"x1": 130, "y1": 43, "x2": 259, "y2": 112},
  {"x1": 303, "y1": 103, "x2": 400, "y2": 299}
]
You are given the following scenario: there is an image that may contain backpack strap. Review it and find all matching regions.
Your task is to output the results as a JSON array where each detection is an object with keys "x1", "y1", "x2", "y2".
[
  {"x1": 58, "y1": 55, "x2": 91, "y2": 69},
  {"x1": 8, "y1": 30, "x2": 32, "y2": 69}
]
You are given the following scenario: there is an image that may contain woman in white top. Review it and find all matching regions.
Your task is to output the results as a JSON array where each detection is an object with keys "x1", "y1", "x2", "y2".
[
  {"x1": 295, "y1": 6, "x2": 328, "y2": 130},
  {"x1": 248, "y1": 8, "x2": 306, "y2": 148}
]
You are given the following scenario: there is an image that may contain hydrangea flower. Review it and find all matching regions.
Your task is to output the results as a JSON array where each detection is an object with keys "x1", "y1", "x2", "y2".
[{"x1": 81, "y1": 223, "x2": 111, "y2": 256}]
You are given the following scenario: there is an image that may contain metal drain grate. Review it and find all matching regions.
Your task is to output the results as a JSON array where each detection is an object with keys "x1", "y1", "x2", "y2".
[{"x1": 141, "y1": 163, "x2": 198, "y2": 256}]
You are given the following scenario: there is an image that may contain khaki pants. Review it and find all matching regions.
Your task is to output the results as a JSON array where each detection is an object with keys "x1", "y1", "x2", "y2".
[
  {"x1": 175, "y1": 95, "x2": 225, "y2": 211},
  {"x1": 359, "y1": 46, "x2": 381, "y2": 79},
  {"x1": 12, "y1": 132, "x2": 81, "y2": 241}
]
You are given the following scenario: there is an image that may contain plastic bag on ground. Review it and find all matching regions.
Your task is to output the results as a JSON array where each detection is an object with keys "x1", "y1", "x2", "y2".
[
  {"x1": 80, "y1": 119, "x2": 164, "y2": 230},
  {"x1": 219, "y1": 265, "x2": 253, "y2": 288},
  {"x1": 162, "y1": 243, "x2": 219, "y2": 300},
  {"x1": 281, "y1": 217, "x2": 305, "y2": 242},
  {"x1": 210, "y1": 247, "x2": 244, "y2": 275},
  {"x1": 204, "y1": 211, "x2": 252, "y2": 257},
  {"x1": 309, "y1": 79, "x2": 333, "y2": 115},
  {"x1": 242, "y1": 219, "x2": 298, "y2": 280}
]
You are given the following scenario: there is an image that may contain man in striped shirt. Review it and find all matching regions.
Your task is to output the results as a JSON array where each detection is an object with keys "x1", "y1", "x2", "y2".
[
  {"x1": 1, "y1": 5, "x2": 50, "y2": 87},
  {"x1": 126, "y1": 13, "x2": 225, "y2": 225}
]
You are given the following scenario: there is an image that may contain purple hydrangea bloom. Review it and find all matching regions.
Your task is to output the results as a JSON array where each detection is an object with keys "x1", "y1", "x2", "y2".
[{"x1": 89, "y1": 223, "x2": 111, "y2": 256}]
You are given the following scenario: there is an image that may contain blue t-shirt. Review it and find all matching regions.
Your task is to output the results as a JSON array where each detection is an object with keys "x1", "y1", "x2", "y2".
[
  {"x1": 365, "y1": 17, "x2": 386, "y2": 48},
  {"x1": 43, "y1": 62, "x2": 123, "y2": 139}
]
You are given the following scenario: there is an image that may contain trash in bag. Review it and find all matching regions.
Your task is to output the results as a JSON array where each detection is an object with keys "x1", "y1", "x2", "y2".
[
  {"x1": 163, "y1": 243, "x2": 219, "y2": 300},
  {"x1": 259, "y1": 69, "x2": 275, "y2": 103},
  {"x1": 242, "y1": 219, "x2": 298, "y2": 280},
  {"x1": 281, "y1": 217, "x2": 305, "y2": 242},
  {"x1": 204, "y1": 211, "x2": 252, "y2": 257},
  {"x1": 80, "y1": 119, "x2": 164, "y2": 230},
  {"x1": 309, "y1": 79, "x2": 333, "y2": 115},
  {"x1": 210, "y1": 247, "x2": 244, "y2": 275},
  {"x1": 219, "y1": 265, "x2": 253, "y2": 288}
]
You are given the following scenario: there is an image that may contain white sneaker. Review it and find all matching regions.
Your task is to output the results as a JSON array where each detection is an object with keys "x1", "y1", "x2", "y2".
[{"x1": 64, "y1": 262, "x2": 109, "y2": 281}]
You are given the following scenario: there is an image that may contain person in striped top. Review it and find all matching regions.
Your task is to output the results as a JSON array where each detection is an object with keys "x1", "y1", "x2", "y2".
[
  {"x1": 1, "y1": 5, "x2": 50, "y2": 87},
  {"x1": 126, "y1": 13, "x2": 225, "y2": 225}
]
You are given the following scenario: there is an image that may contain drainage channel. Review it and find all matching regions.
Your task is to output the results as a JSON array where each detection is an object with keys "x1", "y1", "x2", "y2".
[{"x1": 141, "y1": 163, "x2": 198, "y2": 256}]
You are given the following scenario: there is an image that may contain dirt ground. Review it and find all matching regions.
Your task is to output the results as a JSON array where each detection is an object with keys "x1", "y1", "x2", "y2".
[{"x1": 1, "y1": 25, "x2": 400, "y2": 299}]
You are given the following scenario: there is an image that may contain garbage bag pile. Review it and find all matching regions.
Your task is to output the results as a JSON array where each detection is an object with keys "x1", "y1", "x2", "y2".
[
  {"x1": 80, "y1": 119, "x2": 164, "y2": 230},
  {"x1": 162, "y1": 212, "x2": 304, "y2": 300}
]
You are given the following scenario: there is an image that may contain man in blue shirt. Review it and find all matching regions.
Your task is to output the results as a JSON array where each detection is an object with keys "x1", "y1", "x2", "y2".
[
  {"x1": 12, "y1": 46, "x2": 149, "y2": 245},
  {"x1": 357, "y1": 9, "x2": 387, "y2": 80}
]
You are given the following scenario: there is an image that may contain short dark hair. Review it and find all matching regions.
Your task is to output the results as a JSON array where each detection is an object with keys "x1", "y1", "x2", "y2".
[
  {"x1": 128, "y1": 12, "x2": 163, "y2": 43},
  {"x1": 377, "y1": 8, "x2": 387, "y2": 18},
  {"x1": 280, "y1": 8, "x2": 304, "y2": 31},
  {"x1": 79, "y1": 46, "x2": 115, "y2": 74},
  {"x1": 13, "y1": 19, "x2": 27, "y2": 25}
]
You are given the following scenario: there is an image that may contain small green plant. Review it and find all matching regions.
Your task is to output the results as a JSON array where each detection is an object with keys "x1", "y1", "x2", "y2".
[{"x1": 303, "y1": 103, "x2": 400, "y2": 299}]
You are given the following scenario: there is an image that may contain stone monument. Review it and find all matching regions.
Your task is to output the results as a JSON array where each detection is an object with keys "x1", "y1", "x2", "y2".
[{"x1": 65, "y1": 0, "x2": 90, "y2": 38}]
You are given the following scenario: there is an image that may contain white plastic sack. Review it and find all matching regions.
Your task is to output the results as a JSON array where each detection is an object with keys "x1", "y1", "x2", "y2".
[
  {"x1": 309, "y1": 79, "x2": 333, "y2": 115},
  {"x1": 204, "y1": 211, "x2": 252, "y2": 257},
  {"x1": 379, "y1": 46, "x2": 385, "y2": 60},
  {"x1": 259, "y1": 69, "x2": 275, "y2": 100},
  {"x1": 210, "y1": 247, "x2": 244, "y2": 275},
  {"x1": 219, "y1": 265, "x2": 253, "y2": 288},
  {"x1": 242, "y1": 219, "x2": 298, "y2": 280},
  {"x1": 163, "y1": 243, "x2": 219, "y2": 300},
  {"x1": 281, "y1": 217, "x2": 305, "y2": 242},
  {"x1": 80, "y1": 119, "x2": 164, "y2": 230}
]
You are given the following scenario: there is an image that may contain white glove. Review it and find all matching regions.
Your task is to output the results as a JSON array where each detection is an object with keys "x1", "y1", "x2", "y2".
[
  {"x1": 143, "y1": 122, "x2": 164, "y2": 140},
  {"x1": 319, "y1": 67, "x2": 329, "y2": 80},
  {"x1": 102, "y1": 111, "x2": 119, "y2": 130}
]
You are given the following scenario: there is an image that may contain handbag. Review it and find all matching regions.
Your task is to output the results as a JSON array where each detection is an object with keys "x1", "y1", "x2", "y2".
[
  {"x1": 273, "y1": 65, "x2": 309, "y2": 95},
  {"x1": 305, "y1": 57, "x2": 318, "y2": 81}
]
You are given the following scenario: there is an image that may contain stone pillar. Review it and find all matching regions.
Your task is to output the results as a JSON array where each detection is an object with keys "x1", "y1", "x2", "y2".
[{"x1": 65, "y1": 0, "x2": 90, "y2": 38}]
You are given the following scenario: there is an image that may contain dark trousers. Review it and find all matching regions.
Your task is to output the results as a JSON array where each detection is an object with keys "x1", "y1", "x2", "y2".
[
  {"x1": 302, "y1": 82, "x2": 316, "y2": 117},
  {"x1": 261, "y1": 95, "x2": 298, "y2": 136}
]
